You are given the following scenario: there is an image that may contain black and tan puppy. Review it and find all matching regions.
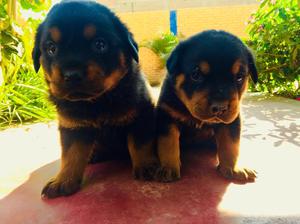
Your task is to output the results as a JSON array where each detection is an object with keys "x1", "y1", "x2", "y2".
[
  {"x1": 156, "y1": 30, "x2": 258, "y2": 182},
  {"x1": 32, "y1": 1, "x2": 157, "y2": 198}
]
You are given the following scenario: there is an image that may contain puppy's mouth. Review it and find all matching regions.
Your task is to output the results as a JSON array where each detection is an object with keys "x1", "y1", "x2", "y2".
[
  {"x1": 192, "y1": 105, "x2": 239, "y2": 124},
  {"x1": 193, "y1": 114, "x2": 226, "y2": 124},
  {"x1": 65, "y1": 90, "x2": 103, "y2": 101},
  {"x1": 203, "y1": 116, "x2": 224, "y2": 123},
  {"x1": 67, "y1": 92, "x2": 93, "y2": 98}
]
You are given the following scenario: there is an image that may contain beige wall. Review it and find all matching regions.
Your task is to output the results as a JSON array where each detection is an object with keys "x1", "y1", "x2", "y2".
[
  {"x1": 177, "y1": 4, "x2": 258, "y2": 38},
  {"x1": 118, "y1": 10, "x2": 170, "y2": 42},
  {"x1": 117, "y1": 4, "x2": 259, "y2": 43}
]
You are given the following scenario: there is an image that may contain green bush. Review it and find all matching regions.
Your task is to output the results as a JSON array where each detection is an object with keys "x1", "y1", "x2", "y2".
[
  {"x1": 0, "y1": 0, "x2": 55, "y2": 129},
  {"x1": 246, "y1": 0, "x2": 300, "y2": 98}
]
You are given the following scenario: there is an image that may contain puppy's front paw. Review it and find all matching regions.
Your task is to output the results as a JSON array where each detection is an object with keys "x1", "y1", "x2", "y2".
[
  {"x1": 156, "y1": 166, "x2": 180, "y2": 182},
  {"x1": 133, "y1": 163, "x2": 159, "y2": 181},
  {"x1": 217, "y1": 165, "x2": 257, "y2": 182},
  {"x1": 41, "y1": 177, "x2": 81, "y2": 199}
]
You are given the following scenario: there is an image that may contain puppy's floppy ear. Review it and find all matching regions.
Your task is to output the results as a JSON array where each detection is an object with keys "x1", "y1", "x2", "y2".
[
  {"x1": 111, "y1": 13, "x2": 139, "y2": 63},
  {"x1": 246, "y1": 48, "x2": 258, "y2": 84},
  {"x1": 126, "y1": 32, "x2": 139, "y2": 63},
  {"x1": 167, "y1": 44, "x2": 182, "y2": 75},
  {"x1": 32, "y1": 22, "x2": 44, "y2": 73}
]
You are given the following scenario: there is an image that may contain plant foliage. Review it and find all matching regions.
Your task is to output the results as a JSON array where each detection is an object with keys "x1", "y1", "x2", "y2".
[
  {"x1": 0, "y1": 0, "x2": 55, "y2": 129},
  {"x1": 247, "y1": 0, "x2": 300, "y2": 98},
  {"x1": 140, "y1": 32, "x2": 180, "y2": 67}
]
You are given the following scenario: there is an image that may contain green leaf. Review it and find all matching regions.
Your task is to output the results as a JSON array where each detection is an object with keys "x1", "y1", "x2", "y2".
[
  {"x1": 260, "y1": 0, "x2": 268, "y2": 9},
  {"x1": 278, "y1": 8, "x2": 288, "y2": 20}
]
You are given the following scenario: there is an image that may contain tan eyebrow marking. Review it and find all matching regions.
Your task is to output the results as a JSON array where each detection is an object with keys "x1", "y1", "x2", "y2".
[
  {"x1": 232, "y1": 59, "x2": 242, "y2": 75},
  {"x1": 84, "y1": 24, "x2": 96, "y2": 39},
  {"x1": 49, "y1": 27, "x2": 61, "y2": 42},
  {"x1": 199, "y1": 61, "x2": 210, "y2": 74}
]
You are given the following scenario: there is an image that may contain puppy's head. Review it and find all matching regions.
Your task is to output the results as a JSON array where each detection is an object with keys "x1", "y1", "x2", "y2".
[
  {"x1": 167, "y1": 30, "x2": 258, "y2": 124},
  {"x1": 32, "y1": 1, "x2": 138, "y2": 101}
]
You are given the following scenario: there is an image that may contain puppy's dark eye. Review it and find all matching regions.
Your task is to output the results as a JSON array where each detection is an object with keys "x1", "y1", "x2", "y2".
[
  {"x1": 46, "y1": 41, "x2": 57, "y2": 56},
  {"x1": 92, "y1": 38, "x2": 107, "y2": 53},
  {"x1": 236, "y1": 73, "x2": 245, "y2": 84},
  {"x1": 191, "y1": 67, "x2": 204, "y2": 82}
]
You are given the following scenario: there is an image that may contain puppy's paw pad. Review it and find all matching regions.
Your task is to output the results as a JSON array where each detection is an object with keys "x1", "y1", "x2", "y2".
[
  {"x1": 156, "y1": 166, "x2": 180, "y2": 182},
  {"x1": 218, "y1": 166, "x2": 257, "y2": 182},
  {"x1": 133, "y1": 163, "x2": 159, "y2": 181},
  {"x1": 41, "y1": 177, "x2": 81, "y2": 199}
]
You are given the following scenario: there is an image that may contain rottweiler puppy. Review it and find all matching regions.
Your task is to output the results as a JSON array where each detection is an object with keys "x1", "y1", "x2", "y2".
[
  {"x1": 32, "y1": 1, "x2": 157, "y2": 198},
  {"x1": 156, "y1": 30, "x2": 258, "y2": 182}
]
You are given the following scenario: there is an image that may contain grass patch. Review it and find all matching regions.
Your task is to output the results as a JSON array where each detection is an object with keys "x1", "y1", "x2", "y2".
[{"x1": 0, "y1": 55, "x2": 56, "y2": 130}]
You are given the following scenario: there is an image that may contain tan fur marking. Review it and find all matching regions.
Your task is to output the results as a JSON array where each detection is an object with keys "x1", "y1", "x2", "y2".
[
  {"x1": 222, "y1": 91, "x2": 240, "y2": 124},
  {"x1": 84, "y1": 25, "x2": 96, "y2": 39},
  {"x1": 56, "y1": 142, "x2": 94, "y2": 184},
  {"x1": 240, "y1": 75, "x2": 249, "y2": 96},
  {"x1": 215, "y1": 126, "x2": 256, "y2": 181},
  {"x1": 98, "y1": 108, "x2": 137, "y2": 126},
  {"x1": 49, "y1": 27, "x2": 61, "y2": 42},
  {"x1": 50, "y1": 64, "x2": 62, "y2": 83},
  {"x1": 103, "y1": 54, "x2": 127, "y2": 91},
  {"x1": 175, "y1": 74, "x2": 210, "y2": 121},
  {"x1": 175, "y1": 74, "x2": 190, "y2": 107},
  {"x1": 59, "y1": 115, "x2": 98, "y2": 129},
  {"x1": 157, "y1": 124, "x2": 181, "y2": 169},
  {"x1": 232, "y1": 59, "x2": 242, "y2": 75},
  {"x1": 160, "y1": 103, "x2": 203, "y2": 128},
  {"x1": 47, "y1": 64, "x2": 63, "y2": 97},
  {"x1": 119, "y1": 53, "x2": 126, "y2": 67},
  {"x1": 59, "y1": 108, "x2": 137, "y2": 129},
  {"x1": 87, "y1": 62, "x2": 103, "y2": 80},
  {"x1": 215, "y1": 127, "x2": 239, "y2": 169},
  {"x1": 103, "y1": 70, "x2": 124, "y2": 90},
  {"x1": 199, "y1": 61, "x2": 210, "y2": 74},
  {"x1": 127, "y1": 135, "x2": 156, "y2": 168}
]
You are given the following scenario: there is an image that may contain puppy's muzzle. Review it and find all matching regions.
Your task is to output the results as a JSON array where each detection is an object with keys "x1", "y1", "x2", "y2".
[
  {"x1": 210, "y1": 101, "x2": 229, "y2": 116},
  {"x1": 63, "y1": 70, "x2": 84, "y2": 84}
]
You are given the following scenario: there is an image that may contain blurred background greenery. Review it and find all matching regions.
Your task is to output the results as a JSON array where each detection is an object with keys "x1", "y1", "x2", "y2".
[
  {"x1": 0, "y1": 0, "x2": 55, "y2": 130},
  {"x1": 0, "y1": 0, "x2": 299, "y2": 130},
  {"x1": 246, "y1": 0, "x2": 300, "y2": 98}
]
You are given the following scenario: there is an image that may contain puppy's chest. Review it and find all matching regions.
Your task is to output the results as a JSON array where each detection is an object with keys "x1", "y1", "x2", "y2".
[
  {"x1": 58, "y1": 108, "x2": 137, "y2": 129},
  {"x1": 179, "y1": 123, "x2": 215, "y2": 142},
  {"x1": 179, "y1": 123, "x2": 214, "y2": 137}
]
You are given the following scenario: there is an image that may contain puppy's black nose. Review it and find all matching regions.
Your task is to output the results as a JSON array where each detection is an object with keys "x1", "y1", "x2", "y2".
[
  {"x1": 210, "y1": 102, "x2": 228, "y2": 116},
  {"x1": 64, "y1": 71, "x2": 83, "y2": 83}
]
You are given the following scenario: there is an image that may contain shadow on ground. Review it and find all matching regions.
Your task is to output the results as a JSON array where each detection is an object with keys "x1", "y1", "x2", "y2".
[
  {"x1": 0, "y1": 150, "x2": 231, "y2": 224},
  {"x1": 242, "y1": 94, "x2": 300, "y2": 148}
]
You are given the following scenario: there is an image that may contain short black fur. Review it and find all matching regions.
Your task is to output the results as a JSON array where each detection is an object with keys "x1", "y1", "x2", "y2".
[
  {"x1": 156, "y1": 30, "x2": 258, "y2": 183},
  {"x1": 33, "y1": 1, "x2": 157, "y2": 198}
]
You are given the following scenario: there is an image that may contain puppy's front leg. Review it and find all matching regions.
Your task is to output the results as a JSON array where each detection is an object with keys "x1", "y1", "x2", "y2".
[
  {"x1": 215, "y1": 115, "x2": 256, "y2": 182},
  {"x1": 127, "y1": 108, "x2": 158, "y2": 181},
  {"x1": 157, "y1": 121, "x2": 181, "y2": 182},
  {"x1": 42, "y1": 127, "x2": 96, "y2": 198}
]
